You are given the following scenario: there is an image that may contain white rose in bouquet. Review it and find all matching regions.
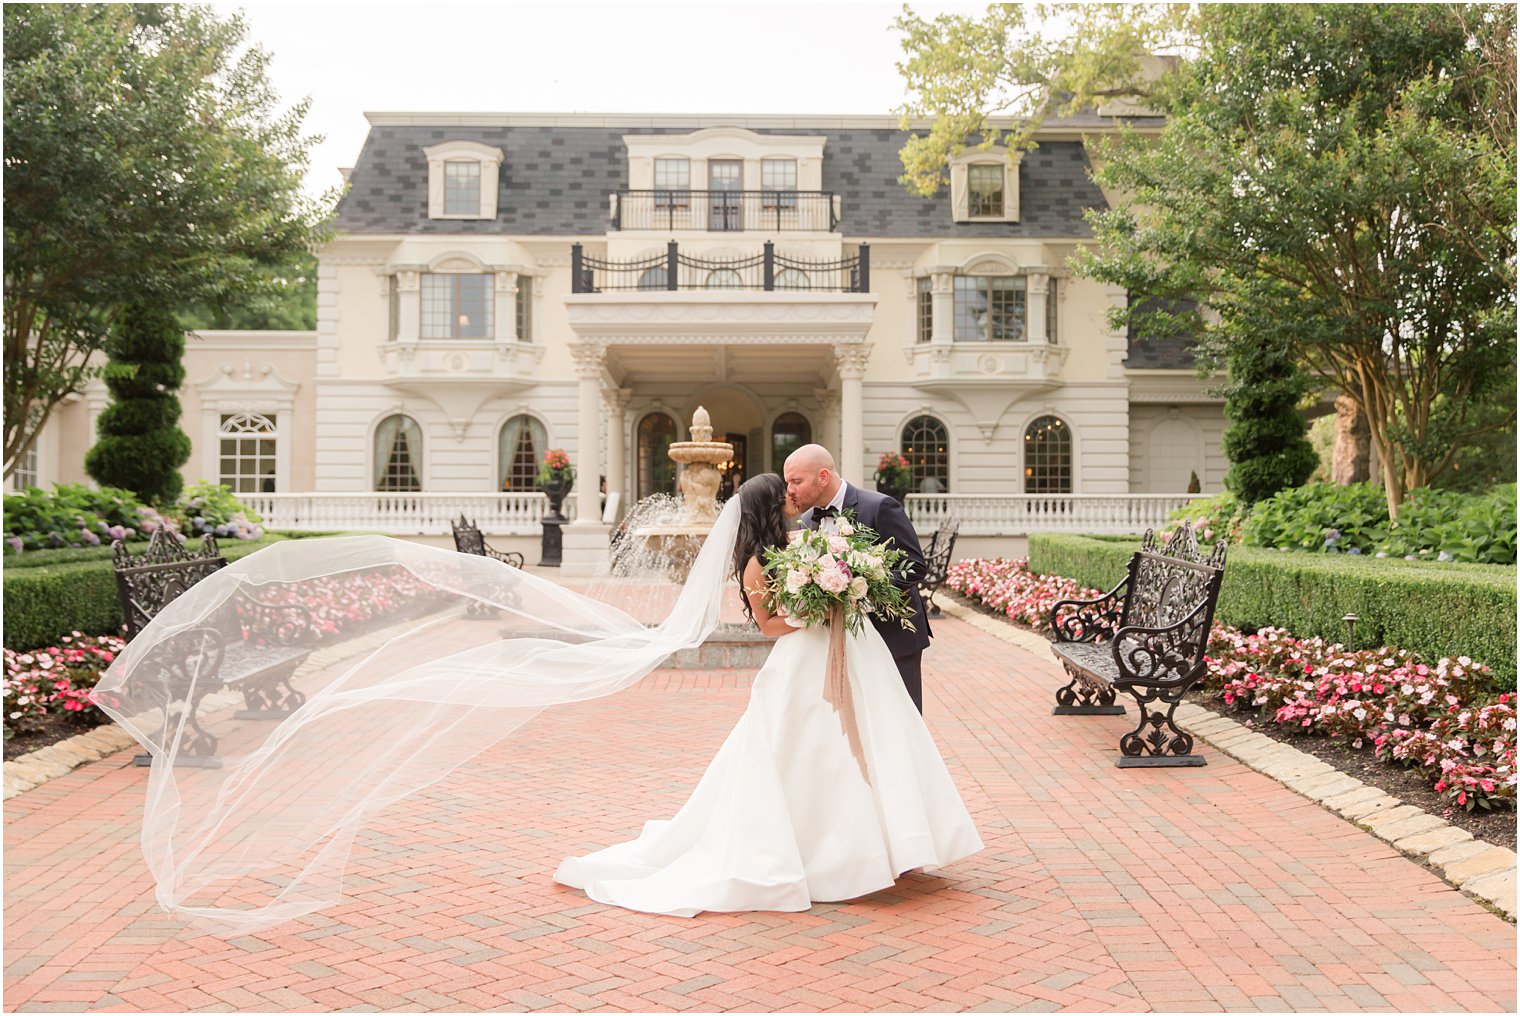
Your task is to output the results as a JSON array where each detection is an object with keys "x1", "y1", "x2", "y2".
[
  {"x1": 827, "y1": 534, "x2": 849, "y2": 555},
  {"x1": 848, "y1": 575, "x2": 869, "y2": 601},
  {"x1": 837, "y1": 519, "x2": 855, "y2": 536},
  {"x1": 784, "y1": 568, "x2": 812, "y2": 595}
]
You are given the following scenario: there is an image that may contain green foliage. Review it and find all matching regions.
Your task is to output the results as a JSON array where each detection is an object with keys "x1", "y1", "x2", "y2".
[
  {"x1": 1168, "y1": 492, "x2": 1245, "y2": 545},
  {"x1": 1379, "y1": 485, "x2": 1517, "y2": 565},
  {"x1": 177, "y1": 251, "x2": 318, "y2": 331},
  {"x1": 1, "y1": 483, "x2": 172, "y2": 553},
  {"x1": 2, "y1": 534, "x2": 295, "y2": 650},
  {"x1": 84, "y1": 302, "x2": 191, "y2": 504},
  {"x1": 1242, "y1": 483, "x2": 1392, "y2": 555},
  {"x1": 1066, "y1": 4, "x2": 1517, "y2": 515},
  {"x1": 178, "y1": 480, "x2": 264, "y2": 539},
  {"x1": 1220, "y1": 337, "x2": 1317, "y2": 504},
  {"x1": 1029, "y1": 533, "x2": 1517, "y2": 688},
  {"x1": 4, "y1": 3, "x2": 334, "y2": 479}
]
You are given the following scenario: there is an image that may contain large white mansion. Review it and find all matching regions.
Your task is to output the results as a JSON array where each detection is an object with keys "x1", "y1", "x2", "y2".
[{"x1": 16, "y1": 111, "x2": 1220, "y2": 571}]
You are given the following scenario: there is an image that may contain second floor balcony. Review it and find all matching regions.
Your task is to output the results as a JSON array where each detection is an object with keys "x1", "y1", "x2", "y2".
[
  {"x1": 611, "y1": 190, "x2": 841, "y2": 232},
  {"x1": 571, "y1": 241, "x2": 869, "y2": 294}
]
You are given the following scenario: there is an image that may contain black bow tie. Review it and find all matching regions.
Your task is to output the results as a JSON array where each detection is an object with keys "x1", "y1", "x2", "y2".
[{"x1": 814, "y1": 505, "x2": 840, "y2": 519}]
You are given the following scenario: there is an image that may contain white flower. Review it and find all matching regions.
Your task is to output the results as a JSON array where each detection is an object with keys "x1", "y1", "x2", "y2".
[
  {"x1": 827, "y1": 534, "x2": 849, "y2": 555},
  {"x1": 849, "y1": 576, "x2": 869, "y2": 600},
  {"x1": 785, "y1": 568, "x2": 811, "y2": 594},
  {"x1": 837, "y1": 519, "x2": 855, "y2": 536},
  {"x1": 798, "y1": 542, "x2": 820, "y2": 563}
]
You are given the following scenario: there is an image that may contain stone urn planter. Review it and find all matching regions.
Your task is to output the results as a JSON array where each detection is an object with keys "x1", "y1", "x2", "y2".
[{"x1": 540, "y1": 475, "x2": 574, "y2": 519}]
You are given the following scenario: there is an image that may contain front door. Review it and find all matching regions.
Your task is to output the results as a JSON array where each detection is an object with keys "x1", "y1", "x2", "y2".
[{"x1": 709, "y1": 160, "x2": 741, "y2": 231}]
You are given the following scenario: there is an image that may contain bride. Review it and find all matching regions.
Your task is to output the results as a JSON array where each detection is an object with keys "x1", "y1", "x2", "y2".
[
  {"x1": 92, "y1": 474, "x2": 980, "y2": 934},
  {"x1": 554, "y1": 474, "x2": 982, "y2": 917}
]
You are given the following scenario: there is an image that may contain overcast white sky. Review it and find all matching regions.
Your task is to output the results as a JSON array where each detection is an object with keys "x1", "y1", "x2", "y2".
[{"x1": 215, "y1": 2, "x2": 983, "y2": 199}]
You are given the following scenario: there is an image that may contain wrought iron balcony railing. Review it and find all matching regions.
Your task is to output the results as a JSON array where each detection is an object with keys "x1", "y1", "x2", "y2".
[
  {"x1": 570, "y1": 241, "x2": 869, "y2": 294},
  {"x1": 611, "y1": 190, "x2": 841, "y2": 232}
]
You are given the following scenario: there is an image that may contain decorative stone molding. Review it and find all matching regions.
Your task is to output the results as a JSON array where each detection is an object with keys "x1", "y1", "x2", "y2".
[
  {"x1": 907, "y1": 340, "x2": 1068, "y2": 385},
  {"x1": 564, "y1": 293, "x2": 877, "y2": 345},
  {"x1": 833, "y1": 344, "x2": 872, "y2": 380},
  {"x1": 424, "y1": 139, "x2": 504, "y2": 220},
  {"x1": 570, "y1": 343, "x2": 608, "y2": 380}
]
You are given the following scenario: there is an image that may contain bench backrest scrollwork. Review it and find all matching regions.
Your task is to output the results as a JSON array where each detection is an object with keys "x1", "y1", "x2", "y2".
[
  {"x1": 452, "y1": 515, "x2": 488, "y2": 557},
  {"x1": 112, "y1": 531, "x2": 228, "y2": 640}
]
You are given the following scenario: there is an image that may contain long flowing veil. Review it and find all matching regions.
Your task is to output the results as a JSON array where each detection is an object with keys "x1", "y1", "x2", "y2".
[{"x1": 90, "y1": 498, "x2": 743, "y2": 935}]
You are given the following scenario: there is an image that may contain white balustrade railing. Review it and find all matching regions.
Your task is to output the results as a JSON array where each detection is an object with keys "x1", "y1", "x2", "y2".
[
  {"x1": 904, "y1": 493, "x2": 1205, "y2": 536},
  {"x1": 240, "y1": 492, "x2": 574, "y2": 535}
]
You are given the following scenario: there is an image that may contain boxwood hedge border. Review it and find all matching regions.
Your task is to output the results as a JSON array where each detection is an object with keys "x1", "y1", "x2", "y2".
[{"x1": 1029, "y1": 533, "x2": 1517, "y2": 690}]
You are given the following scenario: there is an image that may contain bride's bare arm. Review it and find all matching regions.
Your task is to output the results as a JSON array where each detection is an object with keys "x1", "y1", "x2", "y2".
[{"x1": 743, "y1": 556, "x2": 797, "y2": 638}]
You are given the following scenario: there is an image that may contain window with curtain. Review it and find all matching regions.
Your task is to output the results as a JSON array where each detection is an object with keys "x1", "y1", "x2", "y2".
[
  {"x1": 916, "y1": 276, "x2": 932, "y2": 343},
  {"x1": 444, "y1": 161, "x2": 481, "y2": 215},
  {"x1": 1024, "y1": 415, "x2": 1072, "y2": 494},
  {"x1": 1046, "y1": 278, "x2": 1057, "y2": 343},
  {"x1": 774, "y1": 268, "x2": 809, "y2": 290},
  {"x1": 498, "y1": 415, "x2": 547, "y2": 491},
  {"x1": 968, "y1": 164, "x2": 1005, "y2": 217},
  {"x1": 953, "y1": 275, "x2": 1026, "y2": 341},
  {"x1": 638, "y1": 266, "x2": 667, "y2": 290},
  {"x1": 770, "y1": 412, "x2": 811, "y2": 471},
  {"x1": 421, "y1": 273, "x2": 492, "y2": 339},
  {"x1": 374, "y1": 415, "x2": 423, "y2": 491},
  {"x1": 706, "y1": 268, "x2": 742, "y2": 289},
  {"x1": 219, "y1": 413, "x2": 278, "y2": 493},
  {"x1": 637, "y1": 413, "x2": 677, "y2": 499},
  {"x1": 901, "y1": 415, "x2": 949, "y2": 493}
]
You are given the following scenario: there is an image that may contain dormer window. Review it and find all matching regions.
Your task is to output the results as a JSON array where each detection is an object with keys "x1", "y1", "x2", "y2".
[
  {"x1": 950, "y1": 146, "x2": 1021, "y2": 224},
  {"x1": 424, "y1": 140, "x2": 504, "y2": 220}
]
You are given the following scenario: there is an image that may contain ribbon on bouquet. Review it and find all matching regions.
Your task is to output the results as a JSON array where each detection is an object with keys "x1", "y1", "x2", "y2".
[{"x1": 824, "y1": 604, "x2": 871, "y2": 784}]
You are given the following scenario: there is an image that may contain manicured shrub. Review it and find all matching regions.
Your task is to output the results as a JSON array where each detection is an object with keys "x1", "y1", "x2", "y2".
[
  {"x1": 1221, "y1": 338, "x2": 1317, "y2": 505},
  {"x1": 1028, "y1": 533, "x2": 1517, "y2": 687},
  {"x1": 84, "y1": 302, "x2": 191, "y2": 505}
]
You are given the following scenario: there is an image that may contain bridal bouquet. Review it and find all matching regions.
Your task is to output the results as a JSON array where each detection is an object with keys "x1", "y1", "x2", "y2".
[{"x1": 759, "y1": 511, "x2": 917, "y2": 635}]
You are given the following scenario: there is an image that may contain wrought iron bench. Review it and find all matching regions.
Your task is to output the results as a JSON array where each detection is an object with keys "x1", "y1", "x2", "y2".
[
  {"x1": 920, "y1": 517, "x2": 961, "y2": 617},
  {"x1": 451, "y1": 515, "x2": 525, "y2": 568},
  {"x1": 1048, "y1": 526, "x2": 1227, "y2": 768},
  {"x1": 112, "y1": 531, "x2": 314, "y2": 766}
]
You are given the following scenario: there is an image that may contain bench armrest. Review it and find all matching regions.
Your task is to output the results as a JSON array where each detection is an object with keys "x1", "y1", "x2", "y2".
[
  {"x1": 1110, "y1": 598, "x2": 1213, "y2": 688},
  {"x1": 1050, "y1": 577, "x2": 1128, "y2": 644},
  {"x1": 484, "y1": 545, "x2": 525, "y2": 569}
]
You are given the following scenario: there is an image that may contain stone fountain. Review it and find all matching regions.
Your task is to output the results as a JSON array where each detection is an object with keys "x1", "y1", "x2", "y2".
[{"x1": 624, "y1": 406, "x2": 733, "y2": 580}]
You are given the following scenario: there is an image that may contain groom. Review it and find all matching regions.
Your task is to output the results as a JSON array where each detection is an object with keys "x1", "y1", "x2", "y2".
[{"x1": 783, "y1": 444, "x2": 932, "y2": 713}]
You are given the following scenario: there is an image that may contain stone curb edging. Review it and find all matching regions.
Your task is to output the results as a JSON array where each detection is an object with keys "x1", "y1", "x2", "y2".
[
  {"x1": 933, "y1": 596, "x2": 1518, "y2": 923},
  {"x1": 3, "y1": 623, "x2": 407, "y2": 801}
]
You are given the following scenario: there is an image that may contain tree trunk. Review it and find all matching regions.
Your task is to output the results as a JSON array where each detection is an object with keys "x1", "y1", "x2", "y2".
[{"x1": 1331, "y1": 394, "x2": 1371, "y2": 484}]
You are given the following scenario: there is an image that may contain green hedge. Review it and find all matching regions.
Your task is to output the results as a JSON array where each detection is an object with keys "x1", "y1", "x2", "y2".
[
  {"x1": 0, "y1": 533, "x2": 338, "y2": 650},
  {"x1": 1029, "y1": 533, "x2": 1517, "y2": 689}
]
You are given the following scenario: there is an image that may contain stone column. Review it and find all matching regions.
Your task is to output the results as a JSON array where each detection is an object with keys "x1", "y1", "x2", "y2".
[
  {"x1": 562, "y1": 343, "x2": 611, "y2": 575},
  {"x1": 813, "y1": 387, "x2": 841, "y2": 460},
  {"x1": 395, "y1": 270, "x2": 420, "y2": 343},
  {"x1": 930, "y1": 270, "x2": 955, "y2": 344},
  {"x1": 1027, "y1": 271, "x2": 1050, "y2": 343},
  {"x1": 494, "y1": 270, "x2": 518, "y2": 343},
  {"x1": 602, "y1": 387, "x2": 631, "y2": 520},
  {"x1": 834, "y1": 344, "x2": 871, "y2": 483}
]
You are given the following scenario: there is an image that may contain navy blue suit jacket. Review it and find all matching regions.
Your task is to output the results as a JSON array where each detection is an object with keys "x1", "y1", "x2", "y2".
[{"x1": 803, "y1": 482, "x2": 932, "y2": 658}]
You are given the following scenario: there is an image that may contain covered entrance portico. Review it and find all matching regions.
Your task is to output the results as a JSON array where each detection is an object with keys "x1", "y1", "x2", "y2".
[{"x1": 561, "y1": 290, "x2": 876, "y2": 574}]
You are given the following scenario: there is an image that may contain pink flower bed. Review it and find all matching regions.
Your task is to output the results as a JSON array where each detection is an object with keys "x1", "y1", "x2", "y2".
[
  {"x1": 948, "y1": 557, "x2": 1517, "y2": 813},
  {"x1": 4, "y1": 632, "x2": 125, "y2": 735}
]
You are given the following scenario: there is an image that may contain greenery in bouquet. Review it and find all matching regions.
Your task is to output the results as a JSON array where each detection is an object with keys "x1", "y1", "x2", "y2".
[
  {"x1": 178, "y1": 480, "x2": 264, "y2": 541},
  {"x1": 758, "y1": 511, "x2": 916, "y2": 636},
  {"x1": 536, "y1": 448, "x2": 574, "y2": 487},
  {"x1": 872, "y1": 452, "x2": 912, "y2": 489}
]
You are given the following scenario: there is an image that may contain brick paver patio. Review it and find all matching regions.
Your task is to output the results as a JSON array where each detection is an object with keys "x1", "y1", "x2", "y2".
[{"x1": 5, "y1": 614, "x2": 1515, "y2": 1012}]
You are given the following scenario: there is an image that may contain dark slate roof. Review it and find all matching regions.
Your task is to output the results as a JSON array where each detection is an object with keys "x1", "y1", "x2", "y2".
[
  {"x1": 335, "y1": 124, "x2": 1108, "y2": 238},
  {"x1": 1125, "y1": 296, "x2": 1199, "y2": 370}
]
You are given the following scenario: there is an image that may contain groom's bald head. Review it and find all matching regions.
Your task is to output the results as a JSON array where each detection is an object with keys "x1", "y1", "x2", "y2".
[{"x1": 784, "y1": 444, "x2": 841, "y2": 512}]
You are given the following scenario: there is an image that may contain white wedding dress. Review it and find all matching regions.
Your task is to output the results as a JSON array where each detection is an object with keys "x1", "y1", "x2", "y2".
[{"x1": 554, "y1": 620, "x2": 984, "y2": 917}]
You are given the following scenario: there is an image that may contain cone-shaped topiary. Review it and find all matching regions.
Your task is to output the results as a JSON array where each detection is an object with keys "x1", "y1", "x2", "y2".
[
  {"x1": 84, "y1": 303, "x2": 191, "y2": 505},
  {"x1": 1221, "y1": 338, "x2": 1317, "y2": 505}
]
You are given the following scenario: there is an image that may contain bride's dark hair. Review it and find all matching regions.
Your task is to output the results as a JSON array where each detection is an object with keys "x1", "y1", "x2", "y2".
[{"x1": 732, "y1": 473, "x2": 789, "y2": 621}]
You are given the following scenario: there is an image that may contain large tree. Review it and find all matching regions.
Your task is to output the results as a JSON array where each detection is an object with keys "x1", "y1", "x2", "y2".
[
  {"x1": 896, "y1": 3, "x2": 1517, "y2": 516},
  {"x1": 3, "y1": 4, "x2": 333, "y2": 479}
]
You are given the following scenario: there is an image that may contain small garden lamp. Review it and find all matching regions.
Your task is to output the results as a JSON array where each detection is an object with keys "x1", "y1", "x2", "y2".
[{"x1": 1342, "y1": 612, "x2": 1359, "y2": 651}]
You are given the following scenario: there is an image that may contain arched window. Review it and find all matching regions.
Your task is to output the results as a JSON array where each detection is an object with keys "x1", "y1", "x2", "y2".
[
  {"x1": 499, "y1": 415, "x2": 547, "y2": 491},
  {"x1": 637, "y1": 266, "x2": 666, "y2": 291},
  {"x1": 774, "y1": 268, "x2": 810, "y2": 291},
  {"x1": 705, "y1": 268, "x2": 743, "y2": 290},
  {"x1": 1024, "y1": 415, "x2": 1072, "y2": 494},
  {"x1": 901, "y1": 415, "x2": 949, "y2": 494},
  {"x1": 374, "y1": 415, "x2": 422, "y2": 492},
  {"x1": 219, "y1": 412, "x2": 278, "y2": 493},
  {"x1": 770, "y1": 412, "x2": 812, "y2": 471},
  {"x1": 637, "y1": 412, "x2": 678, "y2": 500}
]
